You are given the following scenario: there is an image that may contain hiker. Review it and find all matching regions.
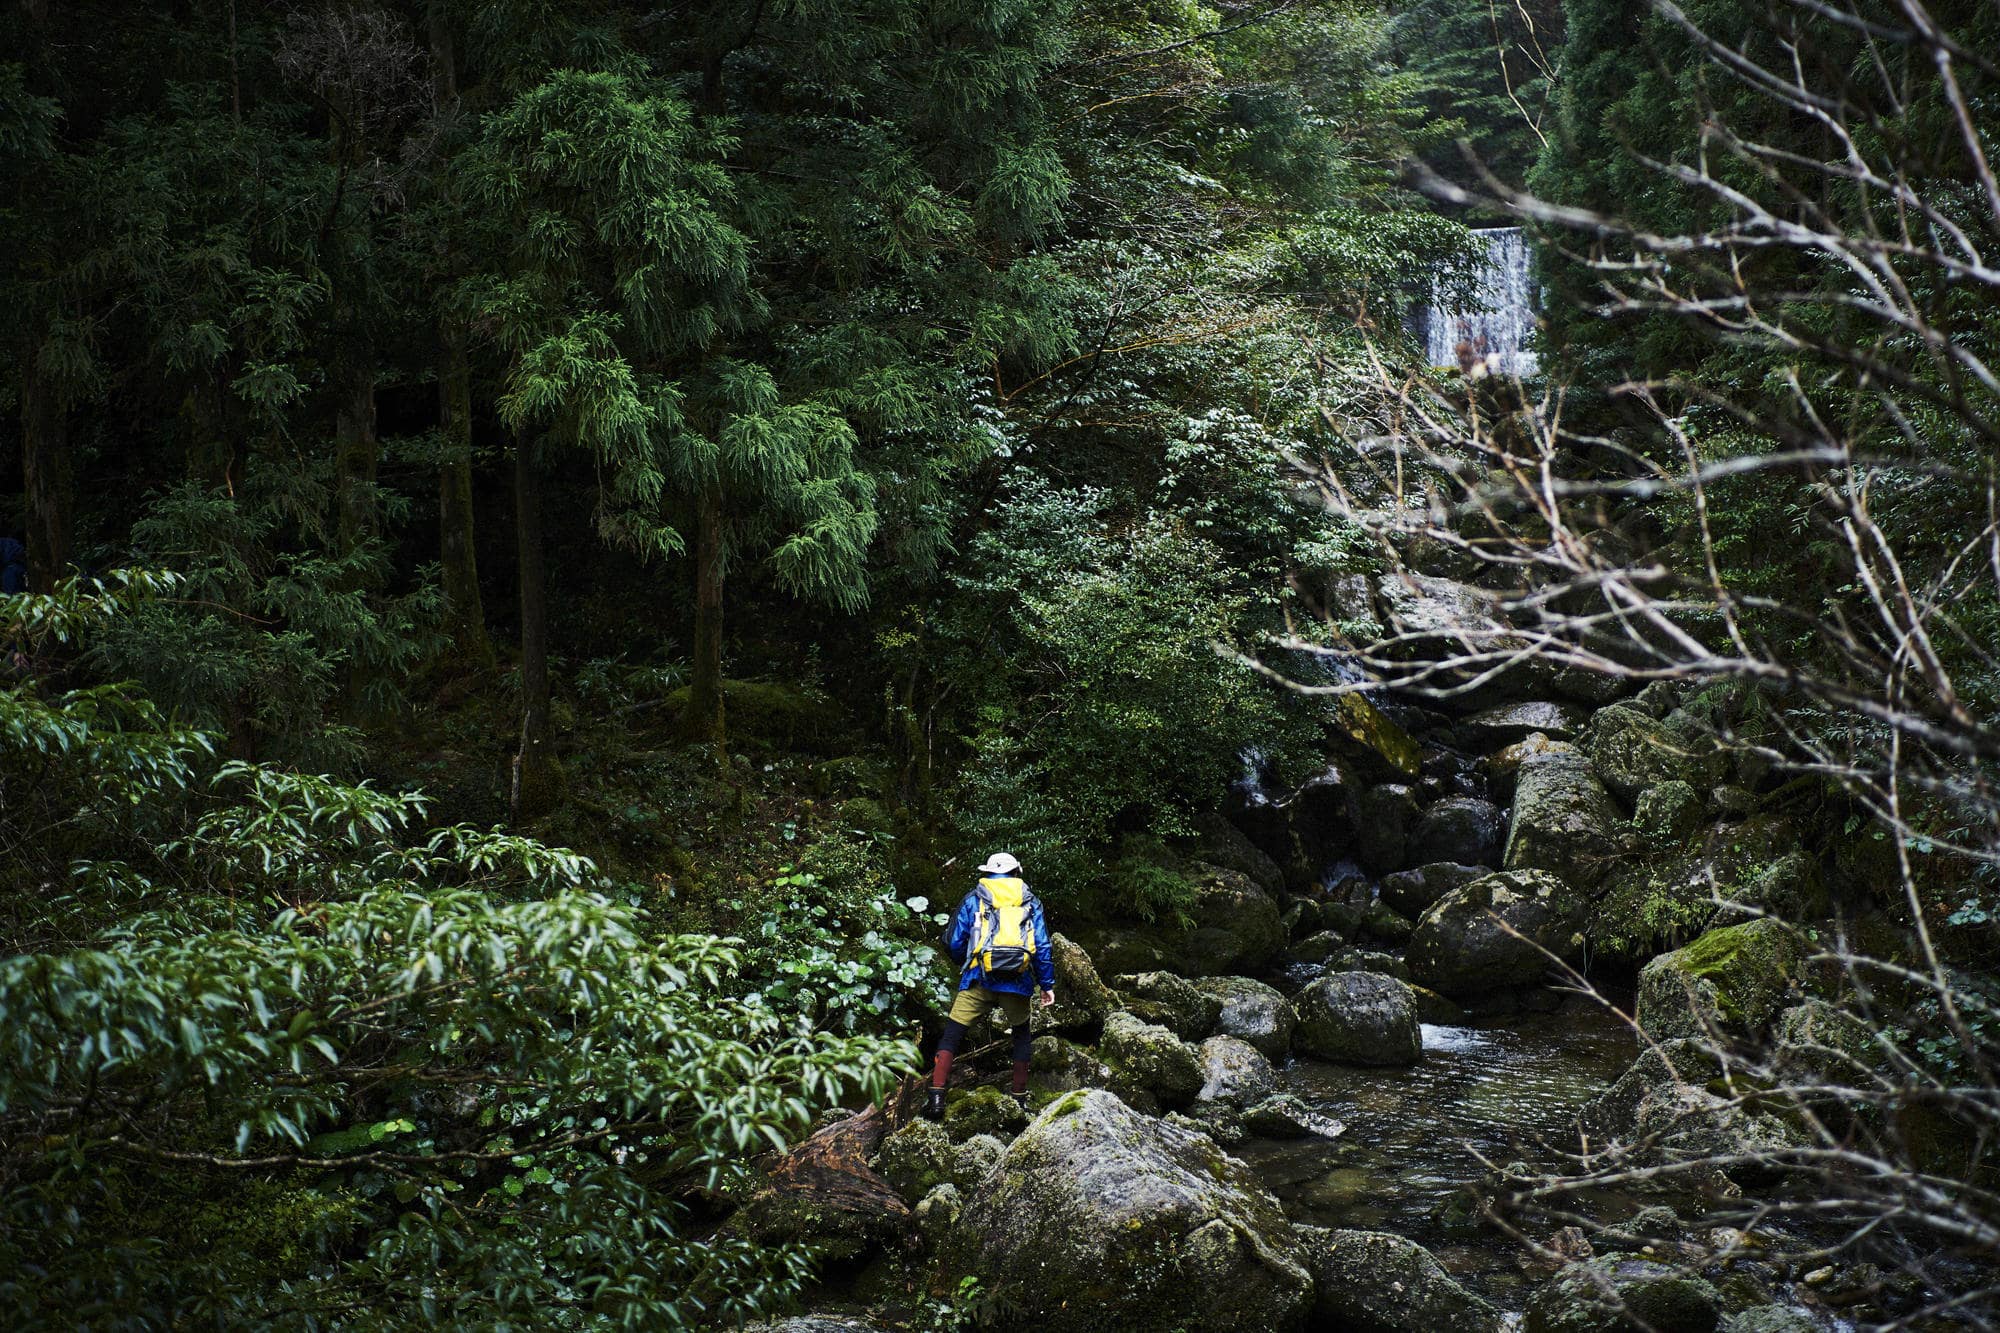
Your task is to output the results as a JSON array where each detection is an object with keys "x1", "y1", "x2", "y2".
[{"x1": 924, "y1": 852, "x2": 1055, "y2": 1121}]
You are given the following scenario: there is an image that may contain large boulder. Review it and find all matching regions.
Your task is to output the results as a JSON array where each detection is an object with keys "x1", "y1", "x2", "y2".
[
  {"x1": 1590, "y1": 815, "x2": 1807, "y2": 964},
  {"x1": 1525, "y1": 1257, "x2": 1721, "y2": 1333},
  {"x1": 1771, "y1": 998, "x2": 1883, "y2": 1085},
  {"x1": 1636, "y1": 919, "x2": 1811, "y2": 1042},
  {"x1": 1298, "y1": 1226, "x2": 1501, "y2": 1333},
  {"x1": 1291, "y1": 972, "x2": 1422, "y2": 1066},
  {"x1": 1410, "y1": 797, "x2": 1507, "y2": 868},
  {"x1": 1116, "y1": 970, "x2": 1221, "y2": 1040},
  {"x1": 1580, "y1": 1040, "x2": 1802, "y2": 1174},
  {"x1": 945, "y1": 1090, "x2": 1313, "y2": 1333},
  {"x1": 1487, "y1": 730, "x2": 1565, "y2": 803},
  {"x1": 1033, "y1": 933, "x2": 1118, "y2": 1038},
  {"x1": 1030, "y1": 1035, "x2": 1113, "y2": 1094},
  {"x1": 1100, "y1": 1011, "x2": 1204, "y2": 1107},
  {"x1": 1079, "y1": 864, "x2": 1285, "y2": 978},
  {"x1": 1380, "y1": 862, "x2": 1486, "y2": 919},
  {"x1": 876, "y1": 1118, "x2": 954, "y2": 1203},
  {"x1": 1197, "y1": 1035, "x2": 1280, "y2": 1106},
  {"x1": 1458, "y1": 700, "x2": 1590, "y2": 748},
  {"x1": 1589, "y1": 705, "x2": 1727, "y2": 805},
  {"x1": 1505, "y1": 747, "x2": 1629, "y2": 892},
  {"x1": 1408, "y1": 869, "x2": 1587, "y2": 997},
  {"x1": 1356, "y1": 783, "x2": 1421, "y2": 874},
  {"x1": 1196, "y1": 811, "x2": 1286, "y2": 897},
  {"x1": 1195, "y1": 976, "x2": 1296, "y2": 1061}
]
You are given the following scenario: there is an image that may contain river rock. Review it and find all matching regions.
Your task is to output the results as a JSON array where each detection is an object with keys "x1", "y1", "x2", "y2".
[
  {"x1": 1197, "y1": 1035, "x2": 1280, "y2": 1106},
  {"x1": 1411, "y1": 984, "x2": 1467, "y2": 1024},
  {"x1": 1636, "y1": 919, "x2": 1810, "y2": 1041},
  {"x1": 1581, "y1": 1040, "x2": 1802, "y2": 1174},
  {"x1": 1196, "y1": 811, "x2": 1286, "y2": 897},
  {"x1": 1411, "y1": 796, "x2": 1507, "y2": 868},
  {"x1": 1721, "y1": 1308, "x2": 1818, "y2": 1333},
  {"x1": 1357, "y1": 782, "x2": 1421, "y2": 873},
  {"x1": 1505, "y1": 747, "x2": 1629, "y2": 891},
  {"x1": 1242, "y1": 1093, "x2": 1345, "y2": 1140},
  {"x1": 1380, "y1": 862, "x2": 1486, "y2": 918},
  {"x1": 1771, "y1": 998, "x2": 1883, "y2": 1085},
  {"x1": 1288, "y1": 929, "x2": 1346, "y2": 964},
  {"x1": 1030, "y1": 1035, "x2": 1113, "y2": 1093},
  {"x1": 876, "y1": 1118, "x2": 954, "y2": 1202},
  {"x1": 945, "y1": 1090, "x2": 1313, "y2": 1333},
  {"x1": 1589, "y1": 705, "x2": 1727, "y2": 804},
  {"x1": 1525, "y1": 1256, "x2": 1721, "y2": 1333},
  {"x1": 1408, "y1": 869, "x2": 1586, "y2": 997},
  {"x1": 945, "y1": 1086, "x2": 1029, "y2": 1141},
  {"x1": 1100, "y1": 1011, "x2": 1203, "y2": 1107},
  {"x1": 952, "y1": 1134, "x2": 1006, "y2": 1191},
  {"x1": 1292, "y1": 971, "x2": 1421, "y2": 1065},
  {"x1": 1358, "y1": 900, "x2": 1415, "y2": 946},
  {"x1": 1459, "y1": 700, "x2": 1590, "y2": 748},
  {"x1": 1297, "y1": 1226, "x2": 1501, "y2": 1333},
  {"x1": 1328, "y1": 946, "x2": 1411, "y2": 981},
  {"x1": 1115, "y1": 970, "x2": 1220, "y2": 1039},
  {"x1": 1196, "y1": 976, "x2": 1296, "y2": 1060}
]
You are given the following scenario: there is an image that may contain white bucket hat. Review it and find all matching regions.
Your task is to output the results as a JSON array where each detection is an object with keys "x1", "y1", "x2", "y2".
[{"x1": 977, "y1": 852, "x2": 1021, "y2": 876}]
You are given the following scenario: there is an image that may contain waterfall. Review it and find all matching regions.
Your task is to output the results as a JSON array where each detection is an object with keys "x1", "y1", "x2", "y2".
[{"x1": 1424, "y1": 226, "x2": 1539, "y2": 378}]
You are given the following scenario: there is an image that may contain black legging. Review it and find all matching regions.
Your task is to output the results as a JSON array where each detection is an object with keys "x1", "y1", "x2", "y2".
[{"x1": 938, "y1": 1018, "x2": 1034, "y2": 1063}]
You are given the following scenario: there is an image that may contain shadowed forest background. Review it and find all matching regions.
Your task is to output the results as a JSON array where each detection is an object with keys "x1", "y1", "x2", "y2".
[{"x1": 2, "y1": 1, "x2": 1996, "y2": 1330}]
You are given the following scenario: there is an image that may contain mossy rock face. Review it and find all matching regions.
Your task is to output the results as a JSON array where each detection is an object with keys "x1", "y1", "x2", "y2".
[
  {"x1": 1408, "y1": 869, "x2": 1587, "y2": 997},
  {"x1": 1330, "y1": 692, "x2": 1423, "y2": 783},
  {"x1": 1505, "y1": 747, "x2": 1630, "y2": 892},
  {"x1": 943, "y1": 1086, "x2": 1028, "y2": 1142},
  {"x1": 1591, "y1": 814, "x2": 1810, "y2": 964},
  {"x1": 1115, "y1": 970, "x2": 1221, "y2": 1040},
  {"x1": 1719, "y1": 850, "x2": 1826, "y2": 926},
  {"x1": 1298, "y1": 1226, "x2": 1501, "y2": 1333},
  {"x1": 1358, "y1": 901, "x2": 1415, "y2": 946},
  {"x1": 1077, "y1": 864, "x2": 1284, "y2": 978},
  {"x1": 876, "y1": 1118, "x2": 954, "y2": 1203},
  {"x1": 1580, "y1": 1040, "x2": 1802, "y2": 1175},
  {"x1": 1634, "y1": 781, "x2": 1704, "y2": 844},
  {"x1": 1032, "y1": 933, "x2": 1117, "y2": 1038},
  {"x1": 1636, "y1": 919, "x2": 1810, "y2": 1041},
  {"x1": 1771, "y1": 999, "x2": 1882, "y2": 1085},
  {"x1": 1029, "y1": 1035, "x2": 1113, "y2": 1094},
  {"x1": 1100, "y1": 1011, "x2": 1203, "y2": 1107},
  {"x1": 951, "y1": 1134, "x2": 1006, "y2": 1191},
  {"x1": 941, "y1": 1090, "x2": 1312, "y2": 1333},
  {"x1": 1589, "y1": 705, "x2": 1728, "y2": 805},
  {"x1": 1526, "y1": 1258, "x2": 1720, "y2": 1333}
]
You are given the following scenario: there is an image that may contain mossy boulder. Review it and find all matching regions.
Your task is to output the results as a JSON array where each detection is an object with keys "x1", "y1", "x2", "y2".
[
  {"x1": 1080, "y1": 865, "x2": 1285, "y2": 978},
  {"x1": 1459, "y1": 700, "x2": 1590, "y2": 748},
  {"x1": 1487, "y1": 731, "x2": 1565, "y2": 803},
  {"x1": 1197, "y1": 1035, "x2": 1280, "y2": 1106},
  {"x1": 1298, "y1": 1226, "x2": 1502, "y2": 1333},
  {"x1": 1329, "y1": 692, "x2": 1424, "y2": 784},
  {"x1": 1100, "y1": 1011, "x2": 1204, "y2": 1107},
  {"x1": 1411, "y1": 797, "x2": 1507, "y2": 869},
  {"x1": 1029, "y1": 1035, "x2": 1113, "y2": 1094},
  {"x1": 1195, "y1": 976, "x2": 1296, "y2": 1060},
  {"x1": 1358, "y1": 900, "x2": 1416, "y2": 946},
  {"x1": 1636, "y1": 919, "x2": 1811, "y2": 1041},
  {"x1": 1771, "y1": 999, "x2": 1883, "y2": 1086},
  {"x1": 943, "y1": 1090, "x2": 1312, "y2": 1333},
  {"x1": 1721, "y1": 1309, "x2": 1817, "y2": 1333},
  {"x1": 1634, "y1": 781, "x2": 1704, "y2": 844},
  {"x1": 1292, "y1": 972, "x2": 1422, "y2": 1065},
  {"x1": 1328, "y1": 947, "x2": 1411, "y2": 981},
  {"x1": 1380, "y1": 862, "x2": 1487, "y2": 919},
  {"x1": 1115, "y1": 970, "x2": 1220, "y2": 1040},
  {"x1": 1408, "y1": 869, "x2": 1587, "y2": 997},
  {"x1": 944, "y1": 1086, "x2": 1029, "y2": 1142},
  {"x1": 952, "y1": 1134, "x2": 1006, "y2": 1191},
  {"x1": 1589, "y1": 705, "x2": 1727, "y2": 805},
  {"x1": 1356, "y1": 783, "x2": 1422, "y2": 873},
  {"x1": 1580, "y1": 1040, "x2": 1801, "y2": 1174},
  {"x1": 1196, "y1": 812, "x2": 1286, "y2": 897},
  {"x1": 1505, "y1": 747, "x2": 1629, "y2": 891},
  {"x1": 1033, "y1": 933, "x2": 1117, "y2": 1038},
  {"x1": 1591, "y1": 814, "x2": 1808, "y2": 964},
  {"x1": 875, "y1": 1118, "x2": 954, "y2": 1203},
  {"x1": 1525, "y1": 1257, "x2": 1721, "y2": 1333},
  {"x1": 1717, "y1": 849, "x2": 1826, "y2": 926}
]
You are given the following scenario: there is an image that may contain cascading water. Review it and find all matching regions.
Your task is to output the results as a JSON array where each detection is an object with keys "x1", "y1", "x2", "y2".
[{"x1": 1424, "y1": 226, "x2": 1539, "y2": 378}]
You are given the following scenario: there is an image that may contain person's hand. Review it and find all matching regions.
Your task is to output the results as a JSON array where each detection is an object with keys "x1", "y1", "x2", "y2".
[{"x1": 1039, "y1": 989, "x2": 1056, "y2": 1009}]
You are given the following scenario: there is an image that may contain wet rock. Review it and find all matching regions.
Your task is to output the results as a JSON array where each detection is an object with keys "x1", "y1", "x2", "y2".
[
  {"x1": 1358, "y1": 900, "x2": 1416, "y2": 946},
  {"x1": 1408, "y1": 869, "x2": 1587, "y2": 997},
  {"x1": 1505, "y1": 747, "x2": 1629, "y2": 892},
  {"x1": 1288, "y1": 929, "x2": 1346, "y2": 964},
  {"x1": 1720, "y1": 1309, "x2": 1817, "y2": 1333},
  {"x1": 1357, "y1": 783, "x2": 1422, "y2": 873},
  {"x1": 1328, "y1": 947, "x2": 1412, "y2": 982},
  {"x1": 1297, "y1": 1226, "x2": 1501, "y2": 1333},
  {"x1": 1771, "y1": 998, "x2": 1883, "y2": 1085},
  {"x1": 1115, "y1": 970, "x2": 1220, "y2": 1040},
  {"x1": 1196, "y1": 976, "x2": 1297, "y2": 1061},
  {"x1": 944, "y1": 1086, "x2": 1029, "y2": 1142},
  {"x1": 1032, "y1": 933, "x2": 1117, "y2": 1038},
  {"x1": 1525, "y1": 1257, "x2": 1721, "y2": 1333},
  {"x1": 1197, "y1": 1035, "x2": 1280, "y2": 1106},
  {"x1": 1634, "y1": 781, "x2": 1704, "y2": 844},
  {"x1": 1029, "y1": 1035, "x2": 1113, "y2": 1094},
  {"x1": 1170, "y1": 1101, "x2": 1247, "y2": 1147},
  {"x1": 1280, "y1": 898, "x2": 1323, "y2": 942},
  {"x1": 1411, "y1": 796, "x2": 1507, "y2": 868},
  {"x1": 1590, "y1": 705, "x2": 1727, "y2": 805},
  {"x1": 1274, "y1": 768, "x2": 1361, "y2": 889},
  {"x1": 1380, "y1": 862, "x2": 1487, "y2": 919},
  {"x1": 1292, "y1": 971, "x2": 1422, "y2": 1065},
  {"x1": 1581, "y1": 1040, "x2": 1802, "y2": 1175},
  {"x1": 876, "y1": 1118, "x2": 954, "y2": 1202},
  {"x1": 1101, "y1": 1011, "x2": 1203, "y2": 1107},
  {"x1": 945, "y1": 1090, "x2": 1313, "y2": 1333},
  {"x1": 1242, "y1": 1093, "x2": 1345, "y2": 1139},
  {"x1": 1460, "y1": 700, "x2": 1590, "y2": 748},
  {"x1": 1636, "y1": 919, "x2": 1811, "y2": 1042},
  {"x1": 1411, "y1": 984, "x2": 1467, "y2": 1025}
]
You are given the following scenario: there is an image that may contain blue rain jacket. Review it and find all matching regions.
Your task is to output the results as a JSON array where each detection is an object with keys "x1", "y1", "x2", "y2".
[{"x1": 944, "y1": 877, "x2": 1056, "y2": 995}]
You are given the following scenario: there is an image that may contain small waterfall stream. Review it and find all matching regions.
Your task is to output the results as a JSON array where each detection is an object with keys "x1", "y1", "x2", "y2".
[{"x1": 1425, "y1": 226, "x2": 1540, "y2": 377}]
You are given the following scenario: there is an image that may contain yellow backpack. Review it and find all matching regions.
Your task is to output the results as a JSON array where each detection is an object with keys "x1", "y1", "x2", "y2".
[{"x1": 972, "y1": 876, "x2": 1039, "y2": 977}]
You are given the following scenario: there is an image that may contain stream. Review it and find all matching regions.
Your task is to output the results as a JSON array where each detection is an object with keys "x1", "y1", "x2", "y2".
[{"x1": 1236, "y1": 1001, "x2": 1636, "y2": 1306}]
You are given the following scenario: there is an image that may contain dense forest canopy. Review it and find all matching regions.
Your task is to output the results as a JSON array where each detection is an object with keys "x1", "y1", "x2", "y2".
[{"x1": 3, "y1": 0, "x2": 1996, "y2": 1330}]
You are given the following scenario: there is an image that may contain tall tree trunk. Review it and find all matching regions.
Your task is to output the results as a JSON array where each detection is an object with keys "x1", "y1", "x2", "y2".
[
  {"x1": 22, "y1": 358, "x2": 71, "y2": 595},
  {"x1": 333, "y1": 339, "x2": 379, "y2": 558},
  {"x1": 511, "y1": 437, "x2": 558, "y2": 820},
  {"x1": 438, "y1": 328, "x2": 491, "y2": 669},
  {"x1": 684, "y1": 483, "x2": 727, "y2": 756}
]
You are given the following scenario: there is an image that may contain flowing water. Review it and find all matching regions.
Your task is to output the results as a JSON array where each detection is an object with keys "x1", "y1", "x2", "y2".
[
  {"x1": 1424, "y1": 226, "x2": 1540, "y2": 377},
  {"x1": 1235, "y1": 1002, "x2": 1637, "y2": 1305}
]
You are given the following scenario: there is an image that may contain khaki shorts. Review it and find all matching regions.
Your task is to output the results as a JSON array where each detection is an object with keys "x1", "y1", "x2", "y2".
[{"x1": 948, "y1": 985, "x2": 1031, "y2": 1028}]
